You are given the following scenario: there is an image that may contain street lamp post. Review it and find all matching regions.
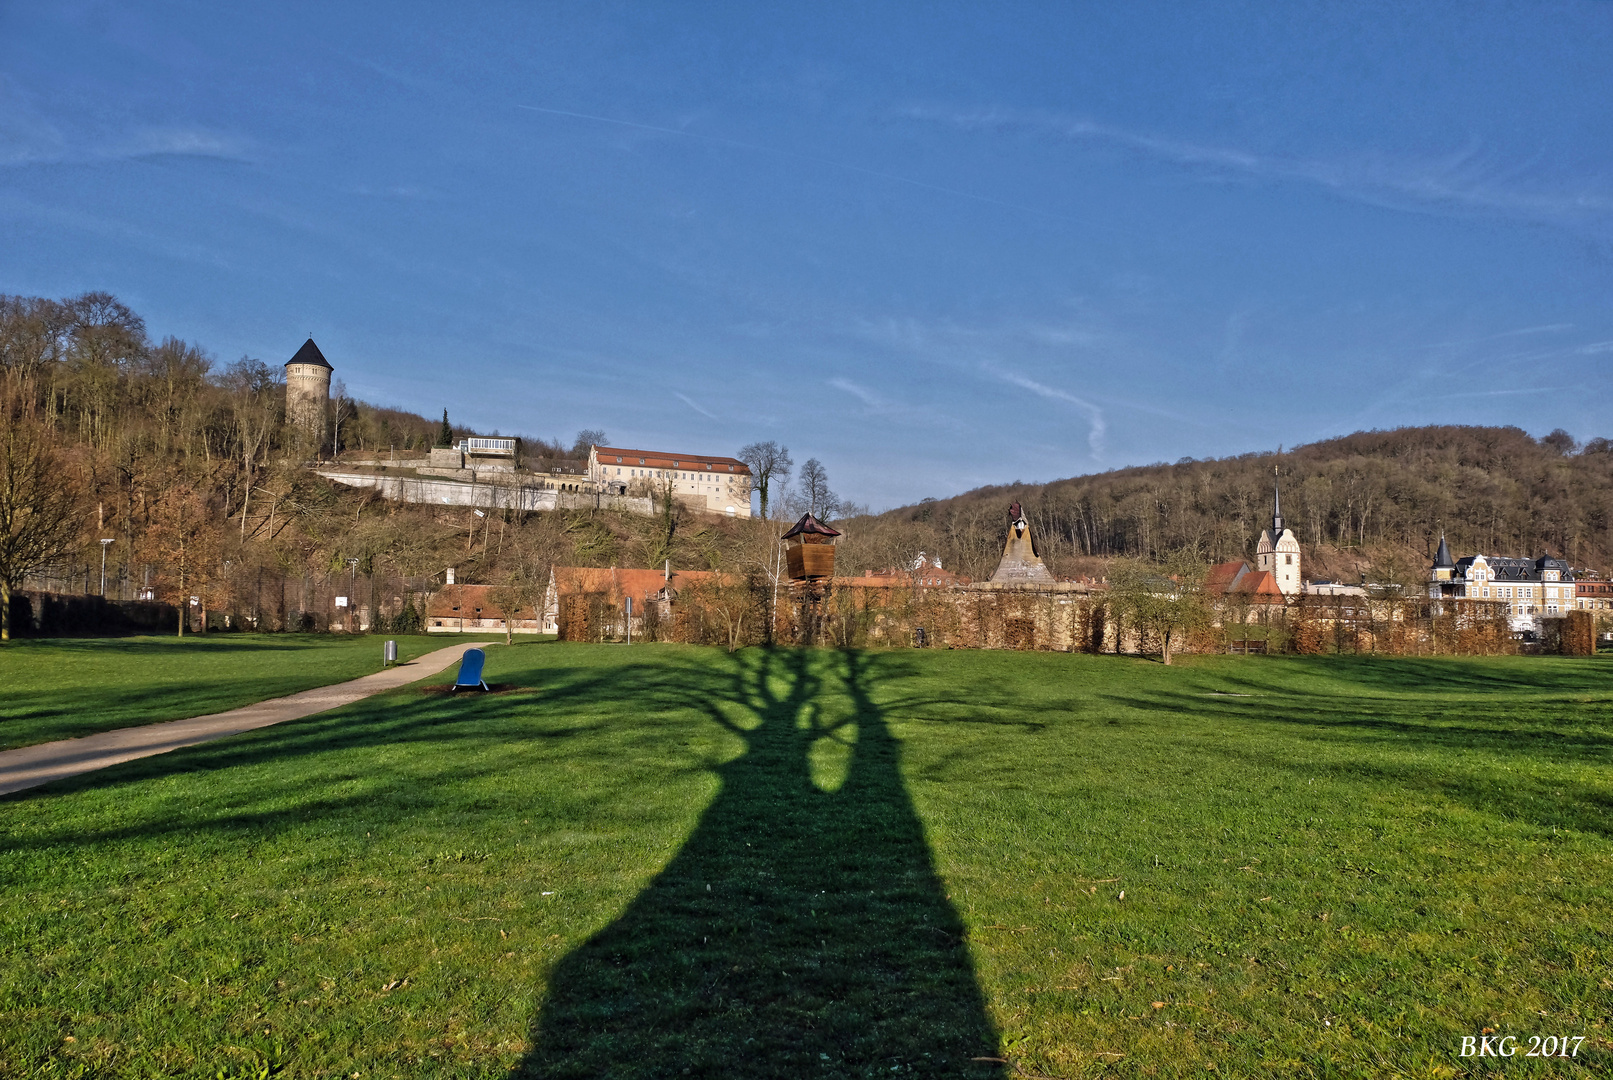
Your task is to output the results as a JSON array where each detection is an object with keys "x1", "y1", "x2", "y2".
[
  {"x1": 345, "y1": 557, "x2": 359, "y2": 632},
  {"x1": 99, "y1": 538, "x2": 115, "y2": 597}
]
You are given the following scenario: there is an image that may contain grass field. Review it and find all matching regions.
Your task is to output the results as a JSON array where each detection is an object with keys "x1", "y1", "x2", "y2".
[
  {"x1": 0, "y1": 634, "x2": 464, "y2": 751},
  {"x1": 2, "y1": 642, "x2": 1609, "y2": 1078}
]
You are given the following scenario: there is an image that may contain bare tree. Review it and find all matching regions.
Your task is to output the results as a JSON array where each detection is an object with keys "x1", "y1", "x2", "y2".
[
  {"x1": 496, "y1": 517, "x2": 569, "y2": 639},
  {"x1": 572, "y1": 429, "x2": 608, "y2": 457},
  {"x1": 489, "y1": 564, "x2": 541, "y2": 645},
  {"x1": 796, "y1": 457, "x2": 840, "y2": 520},
  {"x1": 1542, "y1": 428, "x2": 1578, "y2": 456},
  {"x1": 137, "y1": 482, "x2": 223, "y2": 637},
  {"x1": 738, "y1": 441, "x2": 792, "y2": 519},
  {"x1": 330, "y1": 378, "x2": 356, "y2": 458},
  {"x1": 0, "y1": 420, "x2": 82, "y2": 641},
  {"x1": 225, "y1": 358, "x2": 283, "y2": 540}
]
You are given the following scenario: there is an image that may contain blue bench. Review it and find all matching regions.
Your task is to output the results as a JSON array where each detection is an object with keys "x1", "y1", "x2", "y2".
[{"x1": 453, "y1": 648, "x2": 489, "y2": 692}]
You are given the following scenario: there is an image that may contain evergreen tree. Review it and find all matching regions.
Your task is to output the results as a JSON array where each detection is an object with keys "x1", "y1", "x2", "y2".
[{"x1": 437, "y1": 410, "x2": 453, "y2": 448}]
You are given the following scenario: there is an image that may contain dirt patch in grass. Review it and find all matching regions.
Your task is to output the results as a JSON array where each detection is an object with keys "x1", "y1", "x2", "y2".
[{"x1": 418, "y1": 683, "x2": 529, "y2": 695}]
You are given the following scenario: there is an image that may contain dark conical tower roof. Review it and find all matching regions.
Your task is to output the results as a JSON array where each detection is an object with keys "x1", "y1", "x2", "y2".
[
  {"x1": 286, "y1": 337, "x2": 332, "y2": 370},
  {"x1": 1433, "y1": 533, "x2": 1454, "y2": 569},
  {"x1": 1271, "y1": 481, "x2": 1284, "y2": 535}
]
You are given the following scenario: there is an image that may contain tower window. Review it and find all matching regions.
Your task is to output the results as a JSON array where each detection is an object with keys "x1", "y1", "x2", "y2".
[{"x1": 1285, "y1": 555, "x2": 1293, "y2": 565}]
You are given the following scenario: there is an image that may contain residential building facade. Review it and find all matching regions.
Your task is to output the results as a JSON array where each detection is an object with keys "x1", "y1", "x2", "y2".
[
  {"x1": 1428, "y1": 534, "x2": 1576, "y2": 632},
  {"x1": 1576, "y1": 577, "x2": 1612, "y2": 612}
]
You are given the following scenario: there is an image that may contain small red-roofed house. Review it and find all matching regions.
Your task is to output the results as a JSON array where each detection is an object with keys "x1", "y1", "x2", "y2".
[
  {"x1": 542, "y1": 565, "x2": 743, "y2": 638},
  {"x1": 426, "y1": 583, "x2": 545, "y2": 634},
  {"x1": 1206, "y1": 561, "x2": 1286, "y2": 603}
]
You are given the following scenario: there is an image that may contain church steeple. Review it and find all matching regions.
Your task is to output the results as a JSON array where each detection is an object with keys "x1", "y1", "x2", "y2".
[{"x1": 1255, "y1": 466, "x2": 1302, "y2": 597}]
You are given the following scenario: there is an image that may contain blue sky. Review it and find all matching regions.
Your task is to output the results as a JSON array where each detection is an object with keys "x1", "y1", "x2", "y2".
[{"x1": 3, "y1": 2, "x2": 1611, "y2": 510}]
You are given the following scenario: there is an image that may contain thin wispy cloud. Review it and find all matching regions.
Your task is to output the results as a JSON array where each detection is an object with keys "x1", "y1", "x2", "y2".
[
  {"x1": 829, "y1": 377, "x2": 883, "y2": 408},
  {"x1": 1436, "y1": 386, "x2": 1575, "y2": 400},
  {"x1": 1425, "y1": 323, "x2": 1575, "y2": 349},
  {"x1": 106, "y1": 128, "x2": 250, "y2": 161},
  {"x1": 673, "y1": 391, "x2": 719, "y2": 420},
  {"x1": 345, "y1": 184, "x2": 436, "y2": 200},
  {"x1": 515, "y1": 104, "x2": 1059, "y2": 217},
  {"x1": 1577, "y1": 341, "x2": 1613, "y2": 355},
  {"x1": 824, "y1": 376, "x2": 971, "y2": 439},
  {"x1": 904, "y1": 105, "x2": 1613, "y2": 228},
  {"x1": 0, "y1": 78, "x2": 67, "y2": 165},
  {"x1": 1, "y1": 115, "x2": 251, "y2": 167},
  {"x1": 989, "y1": 368, "x2": 1107, "y2": 458}
]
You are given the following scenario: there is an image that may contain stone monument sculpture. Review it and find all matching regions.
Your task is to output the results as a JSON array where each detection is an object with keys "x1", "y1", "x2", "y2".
[{"x1": 989, "y1": 501, "x2": 1054, "y2": 584}]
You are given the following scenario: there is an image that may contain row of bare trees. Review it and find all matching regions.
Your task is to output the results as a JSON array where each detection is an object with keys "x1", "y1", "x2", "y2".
[{"x1": 825, "y1": 424, "x2": 1613, "y2": 583}]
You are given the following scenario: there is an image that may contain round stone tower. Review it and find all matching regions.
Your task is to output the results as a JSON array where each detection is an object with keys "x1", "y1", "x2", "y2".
[{"x1": 284, "y1": 337, "x2": 333, "y2": 449}]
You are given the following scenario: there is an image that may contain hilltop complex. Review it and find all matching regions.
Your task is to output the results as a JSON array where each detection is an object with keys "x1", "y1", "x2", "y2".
[{"x1": 283, "y1": 338, "x2": 753, "y2": 518}]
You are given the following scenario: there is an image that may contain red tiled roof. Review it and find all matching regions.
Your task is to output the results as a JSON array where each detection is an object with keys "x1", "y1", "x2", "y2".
[
  {"x1": 1206, "y1": 561, "x2": 1249, "y2": 593},
  {"x1": 426, "y1": 583, "x2": 531, "y2": 619},
  {"x1": 549, "y1": 566, "x2": 736, "y2": 601},
  {"x1": 593, "y1": 446, "x2": 751, "y2": 475},
  {"x1": 1230, "y1": 569, "x2": 1285, "y2": 599}
]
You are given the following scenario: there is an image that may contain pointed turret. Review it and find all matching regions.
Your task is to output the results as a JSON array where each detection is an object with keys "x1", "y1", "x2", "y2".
[
  {"x1": 1433, "y1": 533, "x2": 1453, "y2": 569},
  {"x1": 1272, "y1": 481, "x2": 1284, "y2": 535},
  {"x1": 1429, "y1": 532, "x2": 1455, "y2": 584},
  {"x1": 287, "y1": 337, "x2": 333, "y2": 370}
]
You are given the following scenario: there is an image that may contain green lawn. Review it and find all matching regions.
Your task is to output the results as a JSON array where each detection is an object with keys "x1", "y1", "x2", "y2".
[
  {"x1": 1, "y1": 643, "x2": 1609, "y2": 1078},
  {"x1": 0, "y1": 634, "x2": 462, "y2": 751}
]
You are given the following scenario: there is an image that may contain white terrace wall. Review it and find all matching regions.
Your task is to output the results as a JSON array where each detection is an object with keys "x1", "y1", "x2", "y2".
[{"x1": 317, "y1": 470, "x2": 654, "y2": 515}]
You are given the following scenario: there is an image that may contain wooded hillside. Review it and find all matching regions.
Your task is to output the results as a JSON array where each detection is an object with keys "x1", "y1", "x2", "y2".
[
  {"x1": 834, "y1": 426, "x2": 1613, "y2": 584},
  {"x1": 0, "y1": 291, "x2": 740, "y2": 635}
]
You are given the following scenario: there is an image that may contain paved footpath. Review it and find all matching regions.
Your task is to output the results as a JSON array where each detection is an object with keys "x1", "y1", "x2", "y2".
[{"x1": 0, "y1": 641, "x2": 491, "y2": 797}]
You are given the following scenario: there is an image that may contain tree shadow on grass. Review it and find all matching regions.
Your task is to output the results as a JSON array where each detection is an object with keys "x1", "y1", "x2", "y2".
[
  {"x1": 1098, "y1": 684, "x2": 1613, "y2": 840},
  {"x1": 514, "y1": 648, "x2": 1003, "y2": 1080},
  {"x1": 1213, "y1": 654, "x2": 1613, "y2": 697}
]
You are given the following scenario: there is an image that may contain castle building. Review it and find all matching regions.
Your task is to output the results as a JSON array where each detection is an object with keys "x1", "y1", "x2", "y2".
[
  {"x1": 284, "y1": 337, "x2": 333, "y2": 447},
  {"x1": 587, "y1": 444, "x2": 752, "y2": 517},
  {"x1": 1254, "y1": 483, "x2": 1303, "y2": 596}
]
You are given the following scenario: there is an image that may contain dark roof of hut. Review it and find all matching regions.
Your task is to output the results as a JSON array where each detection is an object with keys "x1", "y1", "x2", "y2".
[{"x1": 781, "y1": 513, "x2": 841, "y2": 540}]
